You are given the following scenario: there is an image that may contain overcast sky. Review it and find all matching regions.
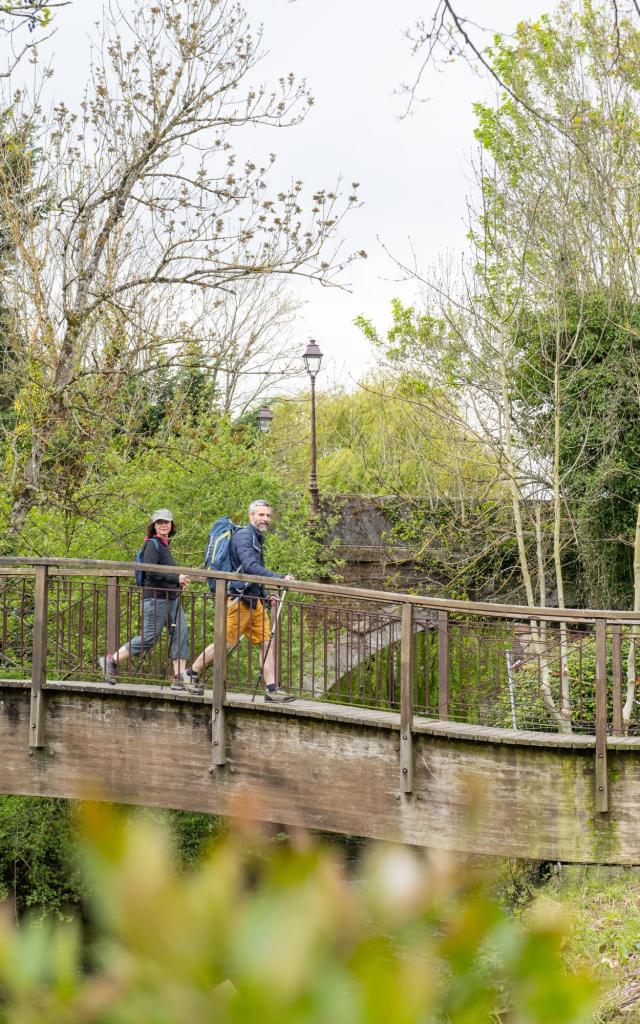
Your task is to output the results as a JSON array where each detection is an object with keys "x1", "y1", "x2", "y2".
[
  {"x1": 241, "y1": 0, "x2": 552, "y2": 386},
  {"x1": 28, "y1": 0, "x2": 552, "y2": 387}
]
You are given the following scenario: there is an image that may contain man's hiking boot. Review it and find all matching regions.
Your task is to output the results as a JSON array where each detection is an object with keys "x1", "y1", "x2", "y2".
[
  {"x1": 171, "y1": 669, "x2": 203, "y2": 695},
  {"x1": 264, "y1": 686, "x2": 295, "y2": 703},
  {"x1": 98, "y1": 655, "x2": 117, "y2": 685}
]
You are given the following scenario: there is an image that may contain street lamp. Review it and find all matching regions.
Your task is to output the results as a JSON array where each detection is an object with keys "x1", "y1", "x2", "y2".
[
  {"x1": 257, "y1": 405, "x2": 273, "y2": 434},
  {"x1": 303, "y1": 338, "x2": 323, "y2": 515}
]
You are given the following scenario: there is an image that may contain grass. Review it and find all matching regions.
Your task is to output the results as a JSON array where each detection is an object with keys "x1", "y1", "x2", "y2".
[{"x1": 530, "y1": 865, "x2": 640, "y2": 1021}]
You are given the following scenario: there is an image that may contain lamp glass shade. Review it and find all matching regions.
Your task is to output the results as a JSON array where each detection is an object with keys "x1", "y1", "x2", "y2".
[
  {"x1": 303, "y1": 339, "x2": 323, "y2": 377},
  {"x1": 257, "y1": 406, "x2": 273, "y2": 433}
]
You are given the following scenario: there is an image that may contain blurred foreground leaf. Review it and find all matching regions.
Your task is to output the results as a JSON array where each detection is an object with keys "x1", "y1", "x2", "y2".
[{"x1": 0, "y1": 804, "x2": 599, "y2": 1023}]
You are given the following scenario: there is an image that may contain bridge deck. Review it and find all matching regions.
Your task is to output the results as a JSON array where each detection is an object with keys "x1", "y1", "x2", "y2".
[{"x1": 0, "y1": 676, "x2": 623, "y2": 747}]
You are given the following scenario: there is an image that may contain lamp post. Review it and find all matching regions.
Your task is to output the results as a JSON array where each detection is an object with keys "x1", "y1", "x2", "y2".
[
  {"x1": 257, "y1": 405, "x2": 273, "y2": 434},
  {"x1": 302, "y1": 338, "x2": 323, "y2": 516}
]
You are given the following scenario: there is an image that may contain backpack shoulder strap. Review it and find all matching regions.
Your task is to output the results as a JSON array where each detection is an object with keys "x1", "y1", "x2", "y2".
[{"x1": 143, "y1": 537, "x2": 163, "y2": 558}]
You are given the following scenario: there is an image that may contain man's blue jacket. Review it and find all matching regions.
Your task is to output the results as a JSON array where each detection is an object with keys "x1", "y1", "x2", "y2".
[{"x1": 229, "y1": 523, "x2": 285, "y2": 603}]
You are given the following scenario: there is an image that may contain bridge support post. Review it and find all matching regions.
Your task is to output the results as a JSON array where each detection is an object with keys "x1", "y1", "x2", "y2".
[
  {"x1": 595, "y1": 618, "x2": 608, "y2": 813},
  {"x1": 211, "y1": 580, "x2": 227, "y2": 767},
  {"x1": 612, "y1": 624, "x2": 623, "y2": 737},
  {"x1": 29, "y1": 564, "x2": 48, "y2": 748},
  {"x1": 438, "y1": 610, "x2": 449, "y2": 720},
  {"x1": 400, "y1": 602, "x2": 413, "y2": 793},
  {"x1": 105, "y1": 576, "x2": 120, "y2": 659}
]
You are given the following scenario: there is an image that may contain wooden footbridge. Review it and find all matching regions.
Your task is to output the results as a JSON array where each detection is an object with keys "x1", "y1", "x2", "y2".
[{"x1": 2, "y1": 557, "x2": 640, "y2": 863}]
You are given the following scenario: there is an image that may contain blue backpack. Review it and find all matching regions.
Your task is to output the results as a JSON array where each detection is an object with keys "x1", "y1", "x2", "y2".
[
  {"x1": 203, "y1": 516, "x2": 240, "y2": 593},
  {"x1": 134, "y1": 537, "x2": 162, "y2": 587}
]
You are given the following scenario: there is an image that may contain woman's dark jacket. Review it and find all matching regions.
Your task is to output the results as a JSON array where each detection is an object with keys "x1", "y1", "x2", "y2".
[
  {"x1": 229, "y1": 524, "x2": 284, "y2": 604},
  {"x1": 140, "y1": 537, "x2": 180, "y2": 600}
]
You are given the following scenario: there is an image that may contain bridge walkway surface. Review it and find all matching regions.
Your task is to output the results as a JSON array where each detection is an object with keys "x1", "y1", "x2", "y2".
[{"x1": 1, "y1": 557, "x2": 640, "y2": 862}]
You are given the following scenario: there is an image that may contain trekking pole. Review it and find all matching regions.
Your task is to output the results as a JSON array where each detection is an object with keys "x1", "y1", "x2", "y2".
[
  {"x1": 145, "y1": 589, "x2": 175, "y2": 684},
  {"x1": 219, "y1": 595, "x2": 241, "y2": 674},
  {"x1": 166, "y1": 587, "x2": 182, "y2": 680},
  {"x1": 166, "y1": 604, "x2": 177, "y2": 678},
  {"x1": 252, "y1": 589, "x2": 288, "y2": 702}
]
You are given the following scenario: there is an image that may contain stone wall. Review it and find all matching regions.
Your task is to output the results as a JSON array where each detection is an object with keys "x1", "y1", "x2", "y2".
[
  {"x1": 324, "y1": 495, "x2": 421, "y2": 591},
  {"x1": 324, "y1": 494, "x2": 562, "y2": 605}
]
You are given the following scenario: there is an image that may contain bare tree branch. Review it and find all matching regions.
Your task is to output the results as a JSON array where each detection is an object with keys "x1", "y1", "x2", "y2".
[{"x1": 404, "y1": 0, "x2": 640, "y2": 130}]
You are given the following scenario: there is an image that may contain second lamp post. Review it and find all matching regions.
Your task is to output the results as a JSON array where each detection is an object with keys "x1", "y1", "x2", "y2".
[{"x1": 303, "y1": 338, "x2": 323, "y2": 516}]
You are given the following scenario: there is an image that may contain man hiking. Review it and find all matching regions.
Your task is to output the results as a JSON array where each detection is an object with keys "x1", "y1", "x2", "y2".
[{"x1": 192, "y1": 499, "x2": 295, "y2": 702}]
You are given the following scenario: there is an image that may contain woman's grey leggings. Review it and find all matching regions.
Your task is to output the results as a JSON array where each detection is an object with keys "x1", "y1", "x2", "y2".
[{"x1": 127, "y1": 595, "x2": 189, "y2": 660}]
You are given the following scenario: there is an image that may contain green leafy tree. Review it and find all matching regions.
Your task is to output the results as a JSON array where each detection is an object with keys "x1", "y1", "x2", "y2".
[
  {"x1": 367, "y1": 3, "x2": 640, "y2": 729},
  {"x1": 17, "y1": 416, "x2": 327, "y2": 582},
  {"x1": 0, "y1": 796, "x2": 226, "y2": 918},
  {"x1": 0, "y1": 796, "x2": 82, "y2": 918},
  {"x1": 467, "y1": 2, "x2": 640, "y2": 726},
  {"x1": 468, "y1": 1, "x2": 640, "y2": 609},
  {"x1": 514, "y1": 293, "x2": 640, "y2": 609},
  {"x1": 348, "y1": 304, "x2": 520, "y2": 600}
]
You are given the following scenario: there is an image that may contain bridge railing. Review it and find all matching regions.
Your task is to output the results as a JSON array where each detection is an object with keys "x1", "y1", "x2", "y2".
[{"x1": 0, "y1": 557, "x2": 638, "y2": 810}]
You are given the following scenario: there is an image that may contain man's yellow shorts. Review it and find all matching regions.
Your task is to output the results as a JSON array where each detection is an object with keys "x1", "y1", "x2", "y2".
[{"x1": 226, "y1": 598, "x2": 271, "y2": 646}]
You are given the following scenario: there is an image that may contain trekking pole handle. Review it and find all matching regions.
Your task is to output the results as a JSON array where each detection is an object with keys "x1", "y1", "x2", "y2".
[{"x1": 270, "y1": 589, "x2": 288, "y2": 622}]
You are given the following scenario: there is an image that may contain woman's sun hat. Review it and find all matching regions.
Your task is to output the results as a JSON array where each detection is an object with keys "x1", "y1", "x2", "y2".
[{"x1": 151, "y1": 508, "x2": 174, "y2": 523}]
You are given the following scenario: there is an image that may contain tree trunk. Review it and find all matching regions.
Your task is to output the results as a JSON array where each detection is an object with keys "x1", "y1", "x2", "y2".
[
  {"x1": 623, "y1": 501, "x2": 640, "y2": 726},
  {"x1": 552, "y1": 337, "x2": 570, "y2": 720}
]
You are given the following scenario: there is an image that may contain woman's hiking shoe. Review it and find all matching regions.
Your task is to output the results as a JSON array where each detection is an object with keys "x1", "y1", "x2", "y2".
[
  {"x1": 98, "y1": 655, "x2": 117, "y2": 684},
  {"x1": 171, "y1": 669, "x2": 203, "y2": 695},
  {"x1": 264, "y1": 686, "x2": 295, "y2": 703}
]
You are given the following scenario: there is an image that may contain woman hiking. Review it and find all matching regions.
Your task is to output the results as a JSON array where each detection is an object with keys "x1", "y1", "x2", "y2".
[{"x1": 99, "y1": 509, "x2": 201, "y2": 693}]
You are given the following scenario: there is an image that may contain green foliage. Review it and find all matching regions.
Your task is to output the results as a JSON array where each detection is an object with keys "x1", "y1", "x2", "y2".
[
  {"x1": 330, "y1": 619, "x2": 515, "y2": 725},
  {"x1": 271, "y1": 316, "x2": 497, "y2": 505},
  {"x1": 0, "y1": 797, "x2": 83, "y2": 917},
  {"x1": 0, "y1": 3, "x2": 55, "y2": 30},
  {"x1": 0, "y1": 118, "x2": 44, "y2": 432},
  {"x1": 355, "y1": 298, "x2": 454, "y2": 376},
  {"x1": 0, "y1": 804, "x2": 599, "y2": 1023},
  {"x1": 165, "y1": 810, "x2": 227, "y2": 868},
  {"x1": 385, "y1": 496, "x2": 522, "y2": 601},
  {"x1": 0, "y1": 796, "x2": 227, "y2": 917},
  {"x1": 124, "y1": 340, "x2": 220, "y2": 441},
  {"x1": 8, "y1": 417, "x2": 326, "y2": 581},
  {"x1": 466, "y1": 1, "x2": 640, "y2": 610},
  {"x1": 491, "y1": 859, "x2": 552, "y2": 912},
  {"x1": 263, "y1": 302, "x2": 520, "y2": 600},
  {"x1": 349, "y1": 303, "x2": 529, "y2": 600},
  {"x1": 514, "y1": 293, "x2": 640, "y2": 608},
  {"x1": 500, "y1": 631, "x2": 634, "y2": 732},
  {"x1": 546, "y1": 865, "x2": 640, "y2": 1020}
]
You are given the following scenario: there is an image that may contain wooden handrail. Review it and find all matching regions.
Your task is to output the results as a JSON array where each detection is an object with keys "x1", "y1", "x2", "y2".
[
  {"x1": 399, "y1": 603, "x2": 413, "y2": 793},
  {"x1": 29, "y1": 565, "x2": 47, "y2": 748},
  {"x1": 211, "y1": 581, "x2": 227, "y2": 768},
  {"x1": 0, "y1": 555, "x2": 639, "y2": 623}
]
